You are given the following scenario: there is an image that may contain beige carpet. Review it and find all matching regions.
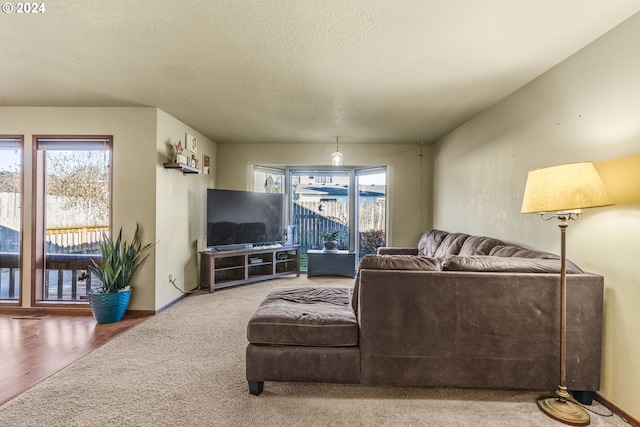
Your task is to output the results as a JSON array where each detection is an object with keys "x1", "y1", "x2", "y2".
[{"x1": 0, "y1": 275, "x2": 627, "y2": 427}]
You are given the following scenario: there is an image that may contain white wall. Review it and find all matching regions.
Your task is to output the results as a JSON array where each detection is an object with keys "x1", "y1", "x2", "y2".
[
  {"x1": 215, "y1": 141, "x2": 431, "y2": 247},
  {"x1": 432, "y1": 13, "x2": 640, "y2": 419}
]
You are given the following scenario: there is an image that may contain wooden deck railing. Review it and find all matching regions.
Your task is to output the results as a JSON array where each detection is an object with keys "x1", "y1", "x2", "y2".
[
  {"x1": 0, "y1": 253, "x2": 103, "y2": 302},
  {"x1": 0, "y1": 253, "x2": 19, "y2": 300},
  {"x1": 43, "y1": 254, "x2": 102, "y2": 301},
  {"x1": 0, "y1": 226, "x2": 109, "y2": 301}
]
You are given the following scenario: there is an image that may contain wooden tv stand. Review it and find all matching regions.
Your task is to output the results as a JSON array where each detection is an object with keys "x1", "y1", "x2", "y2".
[{"x1": 200, "y1": 245, "x2": 300, "y2": 292}]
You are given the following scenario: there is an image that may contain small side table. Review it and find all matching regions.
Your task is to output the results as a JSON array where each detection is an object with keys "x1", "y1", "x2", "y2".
[{"x1": 307, "y1": 250, "x2": 357, "y2": 278}]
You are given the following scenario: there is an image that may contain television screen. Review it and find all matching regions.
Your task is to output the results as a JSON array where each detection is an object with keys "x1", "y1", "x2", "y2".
[{"x1": 206, "y1": 189, "x2": 286, "y2": 248}]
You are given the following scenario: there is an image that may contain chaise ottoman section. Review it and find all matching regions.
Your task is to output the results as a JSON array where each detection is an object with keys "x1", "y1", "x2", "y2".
[
  {"x1": 247, "y1": 287, "x2": 359, "y2": 347},
  {"x1": 246, "y1": 286, "x2": 360, "y2": 395}
]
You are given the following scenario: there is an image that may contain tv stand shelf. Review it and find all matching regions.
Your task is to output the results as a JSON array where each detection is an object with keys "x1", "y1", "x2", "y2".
[{"x1": 200, "y1": 245, "x2": 300, "y2": 292}]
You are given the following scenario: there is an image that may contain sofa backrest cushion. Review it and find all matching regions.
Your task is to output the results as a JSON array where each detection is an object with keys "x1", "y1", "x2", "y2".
[
  {"x1": 442, "y1": 255, "x2": 584, "y2": 274},
  {"x1": 433, "y1": 232, "x2": 471, "y2": 258},
  {"x1": 489, "y1": 245, "x2": 527, "y2": 257},
  {"x1": 458, "y1": 235, "x2": 505, "y2": 256},
  {"x1": 359, "y1": 254, "x2": 441, "y2": 271},
  {"x1": 489, "y1": 245, "x2": 584, "y2": 273},
  {"x1": 417, "y1": 229, "x2": 449, "y2": 257},
  {"x1": 352, "y1": 254, "x2": 441, "y2": 312}
]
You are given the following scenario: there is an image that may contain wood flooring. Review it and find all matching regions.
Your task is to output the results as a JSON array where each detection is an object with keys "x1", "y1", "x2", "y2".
[{"x1": 0, "y1": 311, "x2": 150, "y2": 405}]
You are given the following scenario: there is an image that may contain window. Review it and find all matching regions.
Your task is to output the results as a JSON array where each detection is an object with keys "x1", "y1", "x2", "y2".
[
  {"x1": 254, "y1": 166, "x2": 387, "y2": 267},
  {"x1": 33, "y1": 136, "x2": 112, "y2": 304},
  {"x1": 356, "y1": 167, "x2": 387, "y2": 258},
  {"x1": 0, "y1": 137, "x2": 23, "y2": 303},
  {"x1": 253, "y1": 166, "x2": 284, "y2": 194}
]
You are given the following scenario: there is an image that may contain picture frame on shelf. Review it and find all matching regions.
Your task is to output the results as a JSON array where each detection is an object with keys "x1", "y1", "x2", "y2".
[
  {"x1": 186, "y1": 133, "x2": 197, "y2": 153},
  {"x1": 203, "y1": 154, "x2": 210, "y2": 175},
  {"x1": 176, "y1": 154, "x2": 187, "y2": 165}
]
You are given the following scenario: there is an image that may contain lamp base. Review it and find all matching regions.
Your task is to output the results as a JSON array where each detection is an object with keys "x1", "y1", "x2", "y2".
[{"x1": 537, "y1": 396, "x2": 590, "y2": 426}]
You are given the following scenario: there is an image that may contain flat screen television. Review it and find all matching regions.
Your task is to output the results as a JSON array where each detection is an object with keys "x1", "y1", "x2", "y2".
[{"x1": 206, "y1": 189, "x2": 286, "y2": 249}]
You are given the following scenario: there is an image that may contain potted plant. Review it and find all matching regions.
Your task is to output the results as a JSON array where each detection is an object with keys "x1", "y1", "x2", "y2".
[
  {"x1": 319, "y1": 229, "x2": 341, "y2": 253},
  {"x1": 86, "y1": 223, "x2": 154, "y2": 324}
]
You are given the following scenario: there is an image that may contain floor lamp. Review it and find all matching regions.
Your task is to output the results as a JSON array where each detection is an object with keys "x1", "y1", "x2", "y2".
[{"x1": 521, "y1": 162, "x2": 613, "y2": 426}]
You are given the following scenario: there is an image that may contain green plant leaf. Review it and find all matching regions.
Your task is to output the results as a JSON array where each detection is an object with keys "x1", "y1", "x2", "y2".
[{"x1": 89, "y1": 223, "x2": 155, "y2": 294}]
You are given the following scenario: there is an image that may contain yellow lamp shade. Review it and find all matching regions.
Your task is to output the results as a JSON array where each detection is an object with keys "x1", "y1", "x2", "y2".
[{"x1": 521, "y1": 162, "x2": 613, "y2": 214}]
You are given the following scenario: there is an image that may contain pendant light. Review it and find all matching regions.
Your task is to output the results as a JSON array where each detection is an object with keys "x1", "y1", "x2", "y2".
[{"x1": 331, "y1": 136, "x2": 343, "y2": 166}]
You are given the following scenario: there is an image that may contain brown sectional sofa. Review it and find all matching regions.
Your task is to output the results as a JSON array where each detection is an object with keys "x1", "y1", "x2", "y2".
[{"x1": 246, "y1": 229, "x2": 603, "y2": 403}]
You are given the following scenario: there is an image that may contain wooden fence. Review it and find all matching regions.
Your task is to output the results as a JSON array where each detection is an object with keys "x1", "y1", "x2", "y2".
[
  {"x1": 294, "y1": 200, "x2": 386, "y2": 232},
  {"x1": 292, "y1": 200, "x2": 386, "y2": 254},
  {"x1": 1, "y1": 192, "x2": 108, "y2": 230},
  {"x1": 46, "y1": 226, "x2": 109, "y2": 252}
]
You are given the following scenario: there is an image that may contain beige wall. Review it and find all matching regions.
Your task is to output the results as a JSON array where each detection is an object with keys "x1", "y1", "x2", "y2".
[
  {"x1": 215, "y1": 142, "x2": 431, "y2": 247},
  {"x1": 0, "y1": 107, "x2": 157, "y2": 310},
  {"x1": 0, "y1": 107, "x2": 215, "y2": 312},
  {"x1": 432, "y1": 13, "x2": 640, "y2": 419},
  {"x1": 155, "y1": 109, "x2": 216, "y2": 310}
]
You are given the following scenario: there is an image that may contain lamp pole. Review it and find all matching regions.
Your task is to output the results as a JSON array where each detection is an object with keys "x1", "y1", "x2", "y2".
[
  {"x1": 536, "y1": 213, "x2": 589, "y2": 426},
  {"x1": 558, "y1": 218, "x2": 569, "y2": 401}
]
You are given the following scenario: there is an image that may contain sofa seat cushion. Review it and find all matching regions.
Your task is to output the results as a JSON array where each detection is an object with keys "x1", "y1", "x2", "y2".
[
  {"x1": 489, "y1": 245, "x2": 584, "y2": 273},
  {"x1": 442, "y1": 255, "x2": 583, "y2": 274},
  {"x1": 359, "y1": 254, "x2": 441, "y2": 271},
  {"x1": 247, "y1": 287, "x2": 358, "y2": 347}
]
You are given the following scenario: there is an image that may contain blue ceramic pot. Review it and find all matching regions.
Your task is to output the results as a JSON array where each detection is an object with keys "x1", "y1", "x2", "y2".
[{"x1": 88, "y1": 288, "x2": 131, "y2": 324}]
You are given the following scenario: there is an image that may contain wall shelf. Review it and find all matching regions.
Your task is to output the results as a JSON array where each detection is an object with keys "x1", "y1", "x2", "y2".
[{"x1": 163, "y1": 163, "x2": 200, "y2": 174}]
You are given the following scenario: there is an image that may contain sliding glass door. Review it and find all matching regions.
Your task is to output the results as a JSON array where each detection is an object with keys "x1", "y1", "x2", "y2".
[
  {"x1": 290, "y1": 170, "x2": 351, "y2": 262},
  {"x1": 33, "y1": 137, "x2": 112, "y2": 304}
]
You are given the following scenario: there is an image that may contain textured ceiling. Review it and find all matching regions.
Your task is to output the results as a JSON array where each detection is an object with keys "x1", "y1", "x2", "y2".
[{"x1": 1, "y1": 0, "x2": 639, "y2": 145}]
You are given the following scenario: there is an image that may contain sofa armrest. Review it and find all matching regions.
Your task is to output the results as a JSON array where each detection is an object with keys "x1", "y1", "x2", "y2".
[{"x1": 376, "y1": 247, "x2": 418, "y2": 255}]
